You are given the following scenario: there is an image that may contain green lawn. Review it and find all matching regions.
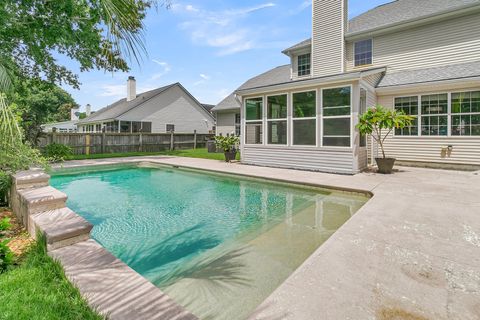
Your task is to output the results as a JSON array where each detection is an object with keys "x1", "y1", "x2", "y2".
[
  {"x1": 67, "y1": 148, "x2": 239, "y2": 161},
  {"x1": 0, "y1": 239, "x2": 103, "y2": 320}
]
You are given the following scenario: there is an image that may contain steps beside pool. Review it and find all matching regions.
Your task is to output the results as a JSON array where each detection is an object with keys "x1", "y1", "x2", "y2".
[{"x1": 10, "y1": 170, "x2": 93, "y2": 250}]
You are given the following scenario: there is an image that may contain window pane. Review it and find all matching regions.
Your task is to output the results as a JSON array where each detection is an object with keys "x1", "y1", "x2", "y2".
[
  {"x1": 268, "y1": 121, "x2": 287, "y2": 144},
  {"x1": 245, "y1": 122, "x2": 263, "y2": 144},
  {"x1": 293, "y1": 119, "x2": 316, "y2": 145},
  {"x1": 323, "y1": 137, "x2": 350, "y2": 147},
  {"x1": 421, "y1": 116, "x2": 448, "y2": 136},
  {"x1": 323, "y1": 87, "x2": 351, "y2": 116},
  {"x1": 293, "y1": 91, "x2": 316, "y2": 118},
  {"x1": 268, "y1": 95, "x2": 287, "y2": 119},
  {"x1": 298, "y1": 53, "x2": 311, "y2": 76},
  {"x1": 324, "y1": 118, "x2": 350, "y2": 136},
  {"x1": 452, "y1": 114, "x2": 480, "y2": 136},
  {"x1": 421, "y1": 94, "x2": 448, "y2": 114},
  {"x1": 246, "y1": 98, "x2": 263, "y2": 120},
  {"x1": 394, "y1": 96, "x2": 418, "y2": 136},
  {"x1": 354, "y1": 39, "x2": 372, "y2": 67}
]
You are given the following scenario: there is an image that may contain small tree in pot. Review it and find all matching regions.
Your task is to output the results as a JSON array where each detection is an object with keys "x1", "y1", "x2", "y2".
[
  {"x1": 214, "y1": 135, "x2": 240, "y2": 162},
  {"x1": 357, "y1": 105, "x2": 415, "y2": 174}
]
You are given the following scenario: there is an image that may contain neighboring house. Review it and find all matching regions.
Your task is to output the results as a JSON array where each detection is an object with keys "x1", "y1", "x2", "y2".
[
  {"x1": 231, "y1": 0, "x2": 480, "y2": 174},
  {"x1": 77, "y1": 77, "x2": 215, "y2": 134},
  {"x1": 211, "y1": 93, "x2": 241, "y2": 136},
  {"x1": 41, "y1": 105, "x2": 92, "y2": 133}
]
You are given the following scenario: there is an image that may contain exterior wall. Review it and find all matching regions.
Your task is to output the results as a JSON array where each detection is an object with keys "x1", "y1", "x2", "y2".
[
  {"x1": 240, "y1": 81, "x2": 362, "y2": 174},
  {"x1": 118, "y1": 85, "x2": 215, "y2": 133},
  {"x1": 346, "y1": 13, "x2": 480, "y2": 72},
  {"x1": 216, "y1": 110, "x2": 238, "y2": 136},
  {"x1": 42, "y1": 121, "x2": 77, "y2": 133},
  {"x1": 312, "y1": 0, "x2": 346, "y2": 77},
  {"x1": 376, "y1": 85, "x2": 480, "y2": 166}
]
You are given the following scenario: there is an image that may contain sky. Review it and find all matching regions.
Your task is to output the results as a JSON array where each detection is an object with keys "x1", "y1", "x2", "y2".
[{"x1": 61, "y1": 0, "x2": 391, "y2": 112}]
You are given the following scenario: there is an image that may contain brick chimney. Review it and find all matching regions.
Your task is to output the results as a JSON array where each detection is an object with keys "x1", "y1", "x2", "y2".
[
  {"x1": 127, "y1": 76, "x2": 136, "y2": 101},
  {"x1": 312, "y1": 0, "x2": 348, "y2": 77}
]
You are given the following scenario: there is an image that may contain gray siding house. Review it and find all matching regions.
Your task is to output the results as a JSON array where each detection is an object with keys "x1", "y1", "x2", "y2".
[
  {"x1": 211, "y1": 94, "x2": 241, "y2": 136},
  {"x1": 78, "y1": 77, "x2": 215, "y2": 134},
  {"x1": 225, "y1": 0, "x2": 480, "y2": 174}
]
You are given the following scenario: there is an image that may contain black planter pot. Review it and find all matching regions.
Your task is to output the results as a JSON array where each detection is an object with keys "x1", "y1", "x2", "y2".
[
  {"x1": 375, "y1": 158, "x2": 396, "y2": 174},
  {"x1": 224, "y1": 151, "x2": 237, "y2": 162}
]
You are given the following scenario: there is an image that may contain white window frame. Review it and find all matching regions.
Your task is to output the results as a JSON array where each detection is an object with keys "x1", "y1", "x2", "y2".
[
  {"x1": 450, "y1": 90, "x2": 480, "y2": 137},
  {"x1": 353, "y1": 39, "x2": 373, "y2": 68},
  {"x1": 321, "y1": 84, "x2": 353, "y2": 148},
  {"x1": 291, "y1": 89, "x2": 318, "y2": 147},
  {"x1": 393, "y1": 89, "x2": 480, "y2": 138},
  {"x1": 266, "y1": 93, "x2": 288, "y2": 146},
  {"x1": 297, "y1": 53, "x2": 311, "y2": 77},
  {"x1": 244, "y1": 96, "x2": 264, "y2": 146},
  {"x1": 393, "y1": 95, "x2": 420, "y2": 137}
]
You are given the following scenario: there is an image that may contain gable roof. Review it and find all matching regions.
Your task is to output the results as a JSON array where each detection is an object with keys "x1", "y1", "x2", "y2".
[
  {"x1": 377, "y1": 60, "x2": 480, "y2": 88},
  {"x1": 79, "y1": 84, "x2": 175, "y2": 123},
  {"x1": 237, "y1": 65, "x2": 292, "y2": 92},
  {"x1": 201, "y1": 104, "x2": 215, "y2": 113},
  {"x1": 212, "y1": 93, "x2": 241, "y2": 112},
  {"x1": 283, "y1": 0, "x2": 480, "y2": 54},
  {"x1": 79, "y1": 83, "x2": 214, "y2": 123}
]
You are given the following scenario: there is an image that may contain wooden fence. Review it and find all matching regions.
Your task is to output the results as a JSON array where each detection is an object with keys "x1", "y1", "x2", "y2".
[{"x1": 37, "y1": 132, "x2": 213, "y2": 155}]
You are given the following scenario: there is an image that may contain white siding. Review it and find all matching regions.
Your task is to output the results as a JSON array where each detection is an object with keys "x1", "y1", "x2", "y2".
[
  {"x1": 312, "y1": 0, "x2": 346, "y2": 77},
  {"x1": 346, "y1": 13, "x2": 480, "y2": 72},
  {"x1": 118, "y1": 85, "x2": 214, "y2": 134},
  {"x1": 376, "y1": 89, "x2": 480, "y2": 166},
  {"x1": 242, "y1": 147, "x2": 356, "y2": 174},
  {"x1": 216, "y1": 111, "x2": 237, "y2": 136}
]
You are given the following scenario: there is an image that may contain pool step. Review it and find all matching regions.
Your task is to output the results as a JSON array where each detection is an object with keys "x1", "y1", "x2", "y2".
[
  {"x1": 12, "y1": 170, "x2": 50, "y2": 190},
  {"x1": 30, "y1": 207, "x2": 93, "y2": 251}
]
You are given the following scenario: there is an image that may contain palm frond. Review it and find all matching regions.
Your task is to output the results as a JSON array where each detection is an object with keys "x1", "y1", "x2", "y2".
[{"x1": 0, "y1": 64, "x2": 12, "y2": 93}]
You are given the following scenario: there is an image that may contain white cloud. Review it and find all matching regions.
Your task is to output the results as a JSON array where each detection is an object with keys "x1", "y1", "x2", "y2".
[
  {"x1": 99, "y1": 84, "x2": 126, "y2": 98},
  {"x1": 150, "y1": 59, "x2": 171, "y2": 80},
  {"x1": 194, "y1": 73, "x2": 212, "y2": 86},
  {"x1": 175, "y1": 2, "x2": 277, "y2": 55},
  {"x1": 289, "y1": 1, "x2": 311, "y2": 15},
  {"x1": 199, "y1": 74, "x2": 210, "y2": 80}
]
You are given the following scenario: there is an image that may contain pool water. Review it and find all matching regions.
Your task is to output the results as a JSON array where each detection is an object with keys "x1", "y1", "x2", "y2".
[{"x1": 51, "y1": 165, "x2": 368, "y2": 320}]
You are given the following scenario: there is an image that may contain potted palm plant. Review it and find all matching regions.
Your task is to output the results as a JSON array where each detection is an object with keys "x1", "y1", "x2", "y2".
[
  {"x1": 357, "y1": 105, "x2": 415, "y2": 174},
  {"x1": 214, "y1": 135, "x2": 240, "y2": 162}
]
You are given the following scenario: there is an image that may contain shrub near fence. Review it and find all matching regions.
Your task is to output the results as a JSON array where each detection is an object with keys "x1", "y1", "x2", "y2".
[{"x1": 37, "y1": 131, "x2": 213, "y2": 155}]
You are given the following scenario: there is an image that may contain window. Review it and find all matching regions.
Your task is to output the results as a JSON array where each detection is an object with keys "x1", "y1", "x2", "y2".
[
  {"x1": 323, "y1": 87, "x2": 351, "y2": 147},
  {"x1": 235, "y1": 113, "x2": 241, "y2": 136},
  {"x1": 297, "y1": 53, "x2": 311, "y2": 77},
  {"x1": 394, "y1": 96, "x2": 419, "y2": 136},
  {"x1": 421, "y1": 94, "x2": 448, "y2": 136},
  {"x1": 142, "y1": 122, "x2": 152, "y2": 133},
  {"x1": 120, "y1": 121, "x2": 131, "y2": 133},
  {"x1": 293, "y1": 91, "x2": 316, "y2": 145},
  {"x1": 245, "y1": 98, "x2": 263, "y2": 144},
  {"x1": 451, "y1": 91, "x2": 480, "y2": 136},
  {"x1": 166, "y1": 124, "x2": 175, "y2": 132},
  {"x1": 267, "y1": 94, "x2": 287, "y2": 145},
  {"x1": 354, "y1": 39, "x2": 373, "y2": 67}
]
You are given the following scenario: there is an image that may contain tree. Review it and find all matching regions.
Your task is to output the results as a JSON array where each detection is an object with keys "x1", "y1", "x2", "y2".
[{"x1": 10, "y1": 80, "x2": 79, "y2": 144}]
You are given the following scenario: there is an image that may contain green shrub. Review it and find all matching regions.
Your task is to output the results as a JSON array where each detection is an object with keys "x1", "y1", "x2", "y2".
[
  {"x1": 214, "y1": 135, "x2": 240, "y2": 152},
  {"x1": 0, "y1": 217, "x2": 13, "y2": 272},
  {"x1": 42, "y1": 142, "x2": 73, "y2": 162}
]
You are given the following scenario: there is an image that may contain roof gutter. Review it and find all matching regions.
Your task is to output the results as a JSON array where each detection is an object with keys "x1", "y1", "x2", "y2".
[{"x1": 345, "y1": 3, "x2": 480, "y2": 41}]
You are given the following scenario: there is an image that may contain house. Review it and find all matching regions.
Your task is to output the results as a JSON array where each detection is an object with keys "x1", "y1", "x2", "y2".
[
  {"x1": 211, "y1": 93, "x2": 241, "y2": 136},
  {"x1": 41, "y1": 105, "x2": 92, "y2": 133},
  {"x1": 77, "y1": 77, "x2": 215, "y2": 134},
  {"x1": 228, "y1": 0, "x2": 480, "y2": 174}
]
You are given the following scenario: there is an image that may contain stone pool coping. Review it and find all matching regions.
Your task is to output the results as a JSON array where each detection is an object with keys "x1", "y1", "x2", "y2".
[{"x1": 44, "y1": 156, "x2": 480, "y2": 319}]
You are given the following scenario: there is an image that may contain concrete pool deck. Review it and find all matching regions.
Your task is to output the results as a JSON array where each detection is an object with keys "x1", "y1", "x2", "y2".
[{"x1": 53, "y1": 156, "x2": 480, "y2": 319}]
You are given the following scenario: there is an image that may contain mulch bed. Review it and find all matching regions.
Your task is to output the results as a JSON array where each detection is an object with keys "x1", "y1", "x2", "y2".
[{"x1": 0, "y1": 208, "x2": 34, "y2": 257}]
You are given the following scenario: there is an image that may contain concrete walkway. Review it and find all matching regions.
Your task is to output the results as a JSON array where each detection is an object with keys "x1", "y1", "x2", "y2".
[{"x1": 54, "y1": 156, "x2": 480, "y2": 320}]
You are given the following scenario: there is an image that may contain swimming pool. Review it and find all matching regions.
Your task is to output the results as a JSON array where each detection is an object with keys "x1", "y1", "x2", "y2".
[{"x1": 51, "y1": 164, "x2": 368, "y2": 320}]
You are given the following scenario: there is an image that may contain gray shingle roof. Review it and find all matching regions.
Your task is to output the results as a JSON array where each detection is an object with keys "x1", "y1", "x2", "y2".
[
  {"x1": 377, "y1": 61, "x2": 480, "y2": 87},
  {"x1": 78, "y1": 84, "x2": 176, "y2": 123},
  {"x1": 237, "y1": 65, "x2": 292, "y2": 91},
  {"x1": 283, "y1": 0, "x2": 480, "y2": 53},
  {"x1": 348, "y1": 0, "x2": 480, "y2": 35},
  {"x1": 212, "y1": 93, "x2": 241, "y2": 112}
]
